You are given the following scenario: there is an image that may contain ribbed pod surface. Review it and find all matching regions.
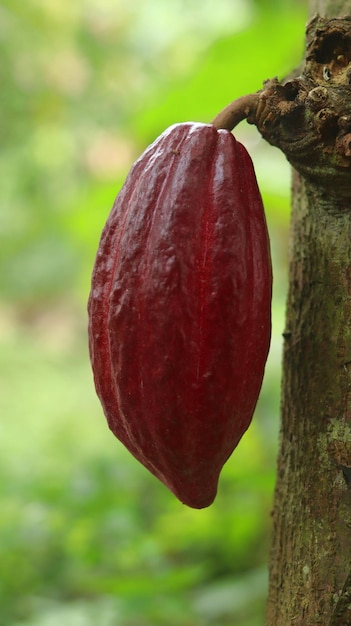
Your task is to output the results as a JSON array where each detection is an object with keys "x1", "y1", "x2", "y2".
[{"x1": 88, "y1": 122, "x2": 272, "y2": 508}]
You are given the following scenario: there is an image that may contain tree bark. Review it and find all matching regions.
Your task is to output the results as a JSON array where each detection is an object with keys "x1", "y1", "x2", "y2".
[
  {"x1": 263, "y1": 1, "x2": 351, "y2": 624},
  {"x1": 266, "y1": 176, "x2": 351, "y2": 625},
  {"x1": 311, "y1": 0, "x2": 350, "y2": 16}
]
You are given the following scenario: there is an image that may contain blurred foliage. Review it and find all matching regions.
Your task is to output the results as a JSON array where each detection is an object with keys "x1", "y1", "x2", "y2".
[{"x1": 0, "y1": 1, "x2": 307, "y2": 625}]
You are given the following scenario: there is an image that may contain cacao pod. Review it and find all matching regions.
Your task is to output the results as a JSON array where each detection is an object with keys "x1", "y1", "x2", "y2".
[{"x1": 88, "y1": 122, "x2": 272, "y2": 509}]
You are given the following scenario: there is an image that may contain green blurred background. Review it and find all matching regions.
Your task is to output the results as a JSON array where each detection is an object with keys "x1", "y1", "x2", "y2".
[{"x1": 1, "y1": 1, "x2": 307, "y2": 624}]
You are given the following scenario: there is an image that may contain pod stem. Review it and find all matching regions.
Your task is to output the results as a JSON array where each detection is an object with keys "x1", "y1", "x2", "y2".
[{"x1": 212, "y1": 93, "x2": 260, "y2": 131}]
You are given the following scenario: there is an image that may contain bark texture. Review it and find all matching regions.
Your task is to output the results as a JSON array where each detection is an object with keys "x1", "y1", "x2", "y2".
[
  {"x1": 263, "y1": 3, "x2": 351, "y2": 624},
  {"x1": 311, "y1": 0, "x2": 351, "y2": 16},
  {"x1": 267, "y1": 177, "x2": 351, "y2": 625}
]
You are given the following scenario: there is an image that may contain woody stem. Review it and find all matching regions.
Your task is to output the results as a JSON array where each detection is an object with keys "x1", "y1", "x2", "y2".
[{"x1": 211, "y1": 93, "x2": 260, "y2": 131}]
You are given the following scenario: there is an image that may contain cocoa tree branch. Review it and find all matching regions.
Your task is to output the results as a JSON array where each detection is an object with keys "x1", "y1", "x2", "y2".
[{"x1": 264, "y1": 12, "x2": 351, "y2": 624}]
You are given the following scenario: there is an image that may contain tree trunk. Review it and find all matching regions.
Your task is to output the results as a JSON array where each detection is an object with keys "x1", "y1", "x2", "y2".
[{"x1": 263, "y1": 1, "x2": 351, "y2": 624}]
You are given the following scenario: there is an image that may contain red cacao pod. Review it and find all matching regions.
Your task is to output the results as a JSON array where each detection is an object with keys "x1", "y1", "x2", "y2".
[{"x1": 88, "y1": 122, "x2": 272, "y2": 509}]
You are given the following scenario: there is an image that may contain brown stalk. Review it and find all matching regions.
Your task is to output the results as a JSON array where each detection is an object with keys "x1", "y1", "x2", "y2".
[{"x1": 211, "y1": 93, "x2": 260, "y2": 131}]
